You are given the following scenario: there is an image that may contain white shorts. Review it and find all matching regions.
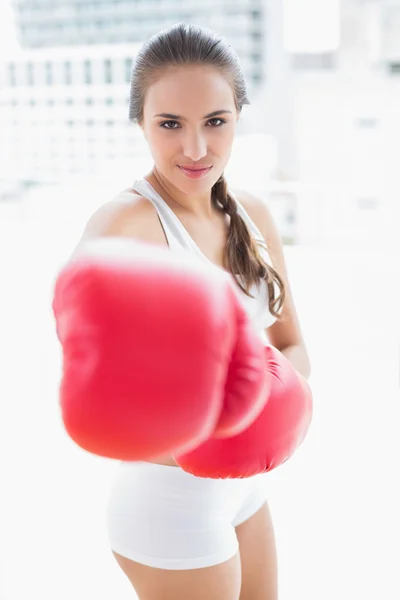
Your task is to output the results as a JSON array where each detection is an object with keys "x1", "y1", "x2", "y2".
[{"x1": 106, "y1": 461, "x2": 268, "y2": 570}]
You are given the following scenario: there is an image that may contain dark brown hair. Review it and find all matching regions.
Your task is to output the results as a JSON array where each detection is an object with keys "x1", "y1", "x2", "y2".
[{"x1": 129, "y1": 23, "x2": 285, "y2": 318}]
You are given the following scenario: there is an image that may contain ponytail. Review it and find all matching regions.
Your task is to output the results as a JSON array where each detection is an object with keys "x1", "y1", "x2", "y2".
[{"x1": 211, "y1": 175, "x2": 285, "y2": 319}]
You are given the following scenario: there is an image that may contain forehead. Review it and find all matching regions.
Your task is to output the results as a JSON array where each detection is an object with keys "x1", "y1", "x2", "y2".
[{"x1": 144, "y1": 66, "x2": 236, "y2": 117}]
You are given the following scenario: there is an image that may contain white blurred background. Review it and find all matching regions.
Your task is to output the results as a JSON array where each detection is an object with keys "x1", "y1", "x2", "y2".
[{"x1": 0, "y1": 0, "x2": 399, "y2": 598}]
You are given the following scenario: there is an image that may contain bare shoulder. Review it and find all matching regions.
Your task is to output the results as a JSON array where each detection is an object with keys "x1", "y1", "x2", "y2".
[
  {"x1": 231, "y1": 187, "x2": 280, "y2": 252},
  {"x1": 76, "y1": 187, "x2": 166, "y2": 248}
]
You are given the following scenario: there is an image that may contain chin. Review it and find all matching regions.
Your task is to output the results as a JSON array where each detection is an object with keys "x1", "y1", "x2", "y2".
[{"x1": 175, "y1": 168, "x2": 222, "y2": 192}]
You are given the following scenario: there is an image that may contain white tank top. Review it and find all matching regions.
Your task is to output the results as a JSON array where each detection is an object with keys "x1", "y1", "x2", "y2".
[{"x1": 131, "y1": 179, "x2": 277, "y2": 336}]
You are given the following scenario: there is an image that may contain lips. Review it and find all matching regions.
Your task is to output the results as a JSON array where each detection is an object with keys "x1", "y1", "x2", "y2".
[
  {"x1": 178, "y1": 166, "x2": 213, "y2": 179},
  {"x1": 179, "y1": 165, "x2": 212, "y2": 170}
]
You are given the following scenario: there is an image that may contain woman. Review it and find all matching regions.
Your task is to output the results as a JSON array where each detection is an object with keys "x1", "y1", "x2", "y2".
[{"x1": 74, "y1": 23, "x2": 310, "y2": 600}]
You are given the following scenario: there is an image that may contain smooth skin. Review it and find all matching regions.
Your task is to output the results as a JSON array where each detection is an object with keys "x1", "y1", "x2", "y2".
[{"x1": 74, "y1": 65, "x2": 310, "y2": 599}]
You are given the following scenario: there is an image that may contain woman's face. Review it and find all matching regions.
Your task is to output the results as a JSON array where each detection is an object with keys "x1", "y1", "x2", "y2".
[{"x1": 141, "y1": 65, "x2": 239, "y2": 195}]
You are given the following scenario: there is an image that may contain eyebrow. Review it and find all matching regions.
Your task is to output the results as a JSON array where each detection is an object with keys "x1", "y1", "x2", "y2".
[{"x1": 153, "y1": 110, "x2": 233, "y2": 120}]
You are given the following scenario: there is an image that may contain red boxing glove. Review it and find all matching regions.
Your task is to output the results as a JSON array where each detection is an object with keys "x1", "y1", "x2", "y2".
[
  {"x1": 52, "y1": 238, "x2": 268, "y2": 462},
  {"x1": 174, "y1": 345, "x2": 313, "y2": 478},
  {"x1": 213, "y1": 303, "x2": 270, "y2": 438}
]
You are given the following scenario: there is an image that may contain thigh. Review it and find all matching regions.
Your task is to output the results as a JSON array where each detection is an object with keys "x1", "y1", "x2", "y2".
[
  {"x1": 107, "y1": 462, "x2": 244, "y2": 598},
  {"x1": 112, "y1": 550, "x2": 241, "y2": 600},
  {"x1": 236, "y1": 502, "x2": 278, "y2": 600}
]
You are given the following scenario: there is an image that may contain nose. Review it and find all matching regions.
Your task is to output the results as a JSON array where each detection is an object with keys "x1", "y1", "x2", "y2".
[{"x1": 182, "y1": 129, "x2": 207, "y2": 162}]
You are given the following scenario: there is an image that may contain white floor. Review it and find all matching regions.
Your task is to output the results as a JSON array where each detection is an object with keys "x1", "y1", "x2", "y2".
[{"x1": 0, "y1": 196, "x2": 399, "y2": 599}]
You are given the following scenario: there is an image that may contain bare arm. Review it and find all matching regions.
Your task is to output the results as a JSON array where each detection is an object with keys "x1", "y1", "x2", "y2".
[{"x1": 235, "y1": 189, "x2": 311, "y2": 379}]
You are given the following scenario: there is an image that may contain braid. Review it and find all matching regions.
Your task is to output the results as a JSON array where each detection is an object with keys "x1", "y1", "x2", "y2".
[{"x1": 211, "y1": 175, "x2": 285, "y2": 319}]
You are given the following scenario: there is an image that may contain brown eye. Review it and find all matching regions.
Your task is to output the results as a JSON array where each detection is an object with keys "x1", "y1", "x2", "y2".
[
  {"x1": 206, "y1": 118, "x2": 226, "y2": 127},
  {"x1": 160, "y1": 120, "x2": 180, "y2": 129}
]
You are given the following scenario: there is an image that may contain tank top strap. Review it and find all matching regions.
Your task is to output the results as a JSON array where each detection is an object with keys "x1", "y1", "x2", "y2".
[
  {"x1": 132, "y1": 179, "x2": 272, "y2": 268},
  {"x1": 131, "y1": 179, "x2": 201, "y2": 254}
]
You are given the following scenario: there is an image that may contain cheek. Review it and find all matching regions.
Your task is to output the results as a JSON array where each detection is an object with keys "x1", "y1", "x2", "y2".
[
  {"x1": 212, "y1": 127, "x2": 236, "y2": 157},
  {"x1": 146, "y1": 129, "x2": 176, "y2": 163}
]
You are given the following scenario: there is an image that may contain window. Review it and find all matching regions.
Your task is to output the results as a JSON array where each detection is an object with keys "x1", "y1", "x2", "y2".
[
  {"x1": 251, "y1": 52, "x2": 262, "y2": 63},
  {"x1": 355, "y1": 117, "x2": 378, "y2": 129},
  {"x1": 64, "y1": 61, "x2": 72, "y2": 85},
  {"x1": 8, "y1": 63, "x2": 16, "y2": 87},
  {"x1": 45, "y1": 62, "x2": 53, "y2": 85},
  {"x1": 104, "y1": 59, "x2": 112, "y2": 84},
  {"x1": 84, "y1": 60, "x2": 92, "y2": 84},
  {"x1": 125, "y1": 57, "x2": 133, "y2": 83},
  {"x1": 251, "y1": 10, "x2": 262, "y2": 20},
  {"x1": 27, "y1": 62, "x2": 34, "y2": 86}
]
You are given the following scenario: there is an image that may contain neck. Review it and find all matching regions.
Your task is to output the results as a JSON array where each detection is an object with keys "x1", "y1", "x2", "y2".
[{"x1": 146, "y1": 167, "x2": 215, "y2": 219}]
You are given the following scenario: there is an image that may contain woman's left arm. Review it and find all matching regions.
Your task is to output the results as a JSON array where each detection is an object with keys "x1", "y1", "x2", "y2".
[{"x1": 236, "y1": 189, "x2": 311, "y2": 380}]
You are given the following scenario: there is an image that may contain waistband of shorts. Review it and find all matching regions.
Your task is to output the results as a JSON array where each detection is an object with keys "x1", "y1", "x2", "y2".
[
  {"x1": 119, "y1": 461, "x2": 206, "y2": 483},
  {"x1": 118, "y1": 460, "x2": 262, "y2": 492}
]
